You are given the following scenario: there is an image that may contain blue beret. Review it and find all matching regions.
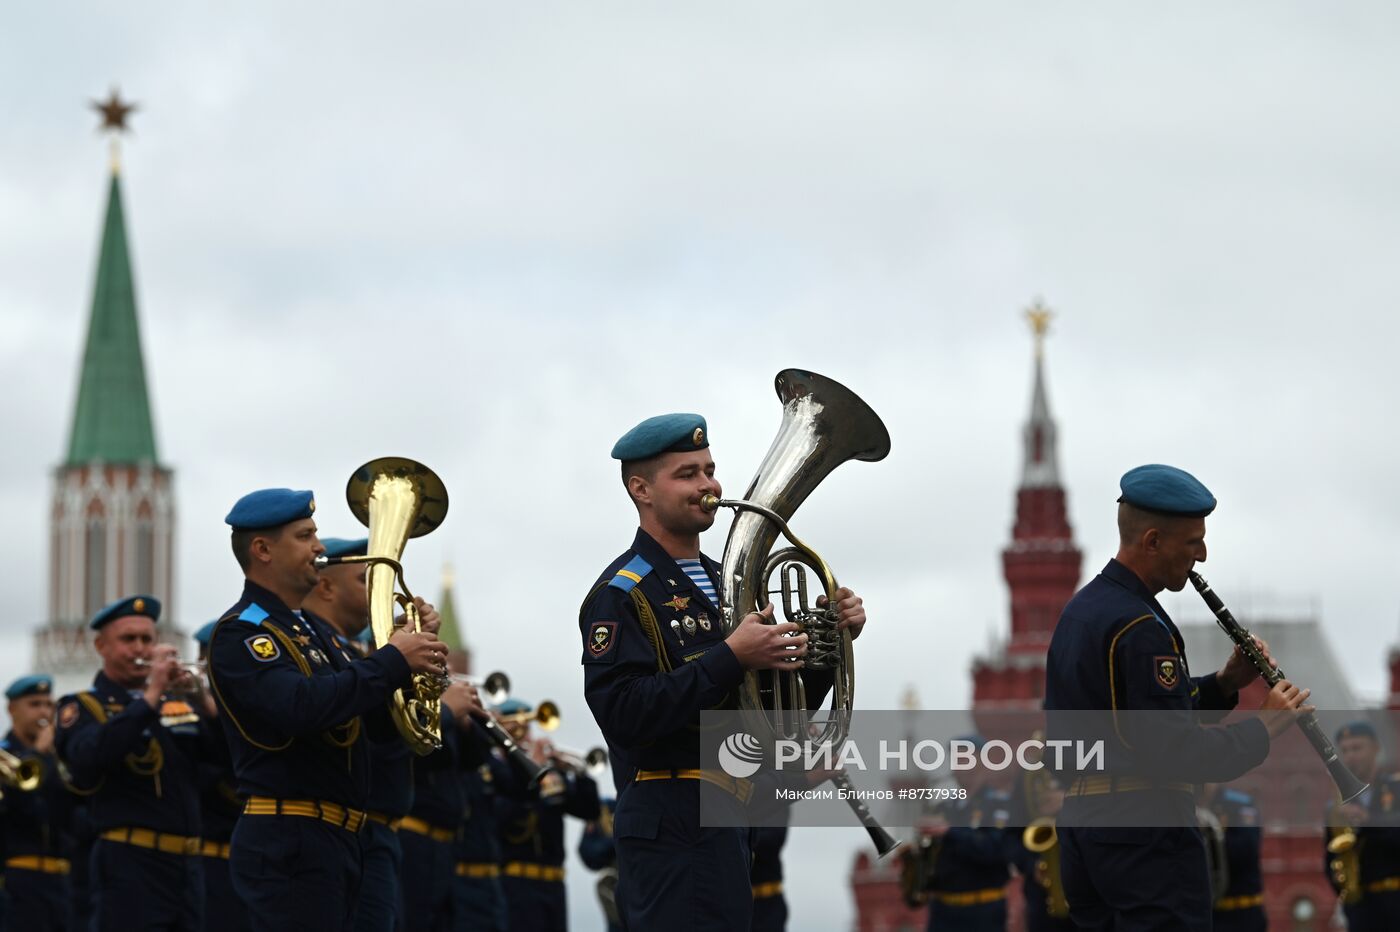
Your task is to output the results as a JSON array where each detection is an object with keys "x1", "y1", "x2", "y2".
[
  {"x1": 1336, "y1": 721, "x2": 1378, "y2": 743},
  {"x1": 89, "y1": 594, "x2": 161, "y2": 630},
  {"x1": 495, "y1": 698, "x2": 533, "y2": 716},
  {"x1": 225, "y1": 488, "x2": 316, "y2": 531},
  {"x1": 611, "y1": 413, "x2": 708, "y2": 461},
  {"x1": 1117, "y1": 464, "x2": 1216, "y2": 518},
  {"x1": 5, "y1": 675, "x2": 53, "y2": 700},
  {"x1": 193, "y1": 620, "x2": 219, "y2": 647},
  {"x1": 320, "y1": 537, "x2": 368, "y2": 560}
]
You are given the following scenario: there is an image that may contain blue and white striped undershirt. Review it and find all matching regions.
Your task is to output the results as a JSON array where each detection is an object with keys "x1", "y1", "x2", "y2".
[{"x1": 675, "y1": 558, "x2": 717, "y2": 605}]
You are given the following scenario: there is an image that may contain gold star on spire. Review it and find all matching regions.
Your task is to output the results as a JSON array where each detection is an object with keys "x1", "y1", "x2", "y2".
[
  {"x1": 1025, "y1": 296, "x2": 1054, "y2": 358},
  {"x1": 91, "y1": 88, "x2": 138, "y2": 174}
]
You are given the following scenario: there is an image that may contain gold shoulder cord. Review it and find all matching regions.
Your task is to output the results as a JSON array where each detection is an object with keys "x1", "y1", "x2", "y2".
[
  {"x1": 60, "y1": 694, "x2": 110, "y2": 796},
  {"x1": 206, "y1": 617, "x2": 294, "y2": 752},
  {"x1": 577, "y1": 580, "x2": 673, "y2": 674},
  {"x1": 260, "y1": 621, "x2": 361, "y2": 752}
]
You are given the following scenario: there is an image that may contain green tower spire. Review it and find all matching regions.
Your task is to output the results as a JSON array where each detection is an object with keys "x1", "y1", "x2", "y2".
[
  {"x1": 438, "y1": 565, "x2": 463, "y2": 652},
  {"x1": 64, "y1": 168, "x2": 159, "y2": 466}
]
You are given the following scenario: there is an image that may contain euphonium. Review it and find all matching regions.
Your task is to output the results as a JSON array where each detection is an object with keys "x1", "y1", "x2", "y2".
[
  {"x1": 326, "y1": 457, "x2": 449, "y2": 755},
  {"x1": 703, "y1": 369, "x2": 897, "y2": 856},
  {"x1": 0, "y1": 748, "x2": 42, "y2": 792},
  {"x1": 1023, "y1": 817, "x2": 1069, "y2": 919}
]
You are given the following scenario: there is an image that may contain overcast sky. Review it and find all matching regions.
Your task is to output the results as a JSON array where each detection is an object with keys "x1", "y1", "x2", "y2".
[{"x1": 5, "y1": 4, "x2": 1400, "y2": 928}]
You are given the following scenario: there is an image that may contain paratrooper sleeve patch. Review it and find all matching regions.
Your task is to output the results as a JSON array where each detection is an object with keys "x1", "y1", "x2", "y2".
[
  {"x1": 245, "y1": 634, "x2": 281, "y2": 662},
  {"x1": 58, "y1": 701, "x2": 81, "y2": 729},
  {"x1": 587, "y1": 621, "x2": 618, "y2": 658}
]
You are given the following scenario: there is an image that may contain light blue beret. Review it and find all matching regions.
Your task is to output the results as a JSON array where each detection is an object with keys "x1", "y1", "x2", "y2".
[
  {"x1": 611, "y1": 413, "x2": 708, "y2": 461},
  {"x1": 495, "y1": 698, "x2": 533, "y2": 716},
  {"x1": 90, "y1": 594, "x2": 161, "y2": 630},
  {"x1": 1117, "y1": 465, "x2": 1216, "y2": 518},
  {"x1": 320, "y1": 537, "x2": 368, "y2": 560},
  {"x1": 225, "y1": 488, "x2": 316, "y2": 531},
  {"x1": 1336, "y1": 721, "x2": 1377, "y2": 743},
  {"x1": 193, "y1": 620, "x2": 218, "y2": 647},
  {"x1": 5, "y1": 675, "x2": 53, "y2": 700}
]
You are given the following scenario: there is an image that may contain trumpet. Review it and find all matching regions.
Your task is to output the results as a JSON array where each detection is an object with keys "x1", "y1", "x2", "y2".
[
  {"x1": 549, "y1": 746, "x2": 609, "y2": 779},
  {"x1": 0, "y1": 748, "x2": 42, "y2": 792},
  {"x1": 496, "y1": 700, "x2": 560, "y2": 732},
  {"x1": 449, "y1": 671, "x2": 511, "y2": 705},
  {"x1": 134, "y1": 657, "x2": 208, "y2": 682}
]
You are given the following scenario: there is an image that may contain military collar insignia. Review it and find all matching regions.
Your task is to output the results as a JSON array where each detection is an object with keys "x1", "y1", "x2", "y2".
[
  {"x1": 1155, "y1": 655, "x2": 1180, "y2": 690},
  {"x1": 663, "y1": 595, "x2": 691, "y2": 612},
  {"x1": 589, "y1": 622, "x2": 617, "y2": 657}
]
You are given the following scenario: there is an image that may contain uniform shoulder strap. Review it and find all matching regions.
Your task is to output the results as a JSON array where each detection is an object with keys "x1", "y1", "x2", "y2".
[{"x1": 607, "y1": 555, "x2": 653, "y2": 593}]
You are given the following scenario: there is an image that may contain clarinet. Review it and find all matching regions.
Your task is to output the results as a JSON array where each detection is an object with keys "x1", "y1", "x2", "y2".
[{"x1": 1189, "y1": 571, "x2": 1367, "y2": 803}]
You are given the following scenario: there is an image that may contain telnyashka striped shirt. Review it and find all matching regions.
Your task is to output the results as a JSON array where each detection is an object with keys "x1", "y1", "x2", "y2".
[{"x1": 675, "y1": 558, "x2": 718, "y2": 605}]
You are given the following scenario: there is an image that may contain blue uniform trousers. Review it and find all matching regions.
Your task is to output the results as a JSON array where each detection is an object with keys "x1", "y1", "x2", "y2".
[
  {"x1": 750, "y1": 890, "x2": 786, "y2": 932},
  {"x1": 400, "y1": 831, "x2": 454, "y2": 932},
  {"x1": 453, "y1": 875, "x2": 507, "y2": 932},
  {"x1": 925, "y1": 900, "x2": 1006, "y2": 931},
  {"x1": 90, "y1": 839, "x2": 204, "y2": 931},
  {"x1": 613, "y1": 783, "x2": 751, "y2": 932},
  {"x1": 229, "y1": 816, "x2": 360, "y2": 932},
  {"x1": 3, "y1": 866, "x2": 70, "y2": 931},
  {"x1": 1059, "y1": 827, "x2": 1212, "y2": 932},
  {"x1": 500, "y1": 877, "x2": 565, "y2": 932},
  {"x1": 354, "y1": 822, "x2": 404, "y2": 932},
  {"x1": 202, "y1": 852, "x2": 250, "y2": 932}
]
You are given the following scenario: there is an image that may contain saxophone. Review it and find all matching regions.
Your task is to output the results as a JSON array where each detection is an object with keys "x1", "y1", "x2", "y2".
[
  {"x1": 1329, "y1": 825, "x2": 1362, "y2": 905},
  {"x1": 1023, "y1": 817, "x2": 1069, "y2": 919}
]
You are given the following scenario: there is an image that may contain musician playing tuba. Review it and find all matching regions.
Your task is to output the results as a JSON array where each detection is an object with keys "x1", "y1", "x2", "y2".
[
  {"x1": 208, "y1": 487, "x2": 449, "y2": 932},
  {"x1": 579, "y1": 402, "x2": 874, "y2": 932}
]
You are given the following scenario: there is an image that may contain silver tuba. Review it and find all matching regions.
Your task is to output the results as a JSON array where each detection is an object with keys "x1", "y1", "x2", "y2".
[{"x1": 702, "y1": 368, "x2": 898, "y2": 856}]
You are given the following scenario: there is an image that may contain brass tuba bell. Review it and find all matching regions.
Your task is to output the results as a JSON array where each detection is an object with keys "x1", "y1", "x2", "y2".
[{"x1": 325, "y1": 456, "x2": 449, "y2": 755}]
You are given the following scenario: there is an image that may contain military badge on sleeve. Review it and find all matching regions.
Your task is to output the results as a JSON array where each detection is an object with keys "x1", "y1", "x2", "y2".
[
  {"x1": 1154, "y1": 655, "x2": 1180, "y2": 690},
  {"x1": 245, "y1": 634, "x2": 281, "y2": 662},
  {"x1": 588, "y1": 622, "x2": 618, "y2": 658},
  {"x1": 58, "y1": 701, "x2": 81, "y2": 729}
]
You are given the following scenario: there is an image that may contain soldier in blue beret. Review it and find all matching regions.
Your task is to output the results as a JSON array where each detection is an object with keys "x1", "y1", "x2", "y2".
[
  {"x1": 580, "y1": 411, "x2": 870, "y2": 930},
  {"x1": 1, "y1": 673, "x2": 81, "y2": 932},
  {"x1": 1326, "y1": 721, "x2": 1400, "y2": 931},
  {"x1": 190, "y1": 618, "x2": 247, "y2": 932},
  {"x1": 54, "y1": 594, "x2": 211, "y2": 931},
  {"x1": 207, "y1": 490, "x2": 450, "y2": 932},
  {"x1": 492, "y1": 698, "x2": 600, "y2": 932},
  {"x1": 1045, "y1": 466, "x2": 1311, "y2": 931}
]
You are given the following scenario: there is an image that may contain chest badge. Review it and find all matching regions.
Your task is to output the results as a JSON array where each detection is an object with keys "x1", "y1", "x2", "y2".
[
  {"x1": 681, "y1": 615, "x2": 697, "y2": 636},
  {"x1": 663, "y1": 595, "x2": 690, "y2": 612},
  {"x1": 670, "y1": 620, "x2": 685, "y2": 645},
  {"x1": 1155, "y1": 656, "x2": 1179, "y2": 689},
  {"x1": 294, "y1": 634, "x2": 313, "y2": 647},
  {"x1": 698, "y1": 613, "x2": 712, "y2": 632}
]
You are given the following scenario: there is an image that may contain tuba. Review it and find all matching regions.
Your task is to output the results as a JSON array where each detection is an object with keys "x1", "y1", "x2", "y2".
[
  {"x1": 322, "y1": 457, "x2": 449, "y2": 755},
  {"x1": 703, "y1": 369, "x2": 898, "y2": 856}
]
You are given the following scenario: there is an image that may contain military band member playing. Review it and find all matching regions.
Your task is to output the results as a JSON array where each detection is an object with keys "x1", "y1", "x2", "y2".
[
  {"x1": 494, "y1": 698, "x2": 600, "y2": 932},
  {"x1": 55, "y1": 595, "x2": 208, "y2": 932},
  {"x1": 207, "y1": 488, "x2": 448, "y2": 932},
  {"x1": 1005, "y1": 754, "x2": 1071, "y2": 932},
  {"x1": 1, "y1": 675, "x2": 75, "y2": 932},
  {"x1": 1325, "y1": 721, "x2": 1400, "y2": 932},
  {"x1": 191, "y1": 621, "x2": 250, "y2": 932},
  {"x1": 454, "y1": 745, "x2": 518, "y2": 932},
  {"x1": 580, "y1": 414, "x2": 868, "y2": 931},
  {"x1": 920, "y1": 735, "x2": 1012, "y2": 932},
  {"x1": 302, "y1": 535, "x2": 418, "y2": 932},
  {"x1": 1045, "y1": 465, "x2": 1308, "y2": 931},
  {"x1": 1200, "y1": 783, "x2": 1265, "y2": 931}
]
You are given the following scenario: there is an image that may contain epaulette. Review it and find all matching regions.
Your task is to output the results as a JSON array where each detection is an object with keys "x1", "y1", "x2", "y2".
[
  {"x1": 607, "y1": 555, "x2": 652, "y2": 594},
  {"x1": 238, "y1": 603, "x2": 270, "y2": 624}
]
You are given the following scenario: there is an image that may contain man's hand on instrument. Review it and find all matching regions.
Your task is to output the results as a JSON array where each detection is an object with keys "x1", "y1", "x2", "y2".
[
  {"x1": 395, "y1": 597, "x2": 441, "y2": 636},
  {"x1": 442, "y1": 681, "x2": 486, "y2": 723},
  {"x1": 725, "y1": 604, "x2": 808, "y2": 671},
  {"x1": 818, "y1": 587, "x2": 866, "y2": 641},
  {"x1": 1218, "y1": 635, "x2": 1274, "y2": 693},
  {"x1": 142, "y1": 644, "x2": 181, "y2": 707},
  {"x1": 388, "y1": 629, "x2": 449, "y2": 676},
  {"x1": 1259, "y1": 678, "x2": 1313, "y2": 738}
]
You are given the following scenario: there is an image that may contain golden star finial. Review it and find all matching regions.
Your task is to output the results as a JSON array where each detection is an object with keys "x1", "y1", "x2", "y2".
[
  {"x1": 1025, "y1": 297, "x2": 1054, "y2": 358},
  {"x1": 92, "y1": 88, "x2": 138, "y2": 134}
]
